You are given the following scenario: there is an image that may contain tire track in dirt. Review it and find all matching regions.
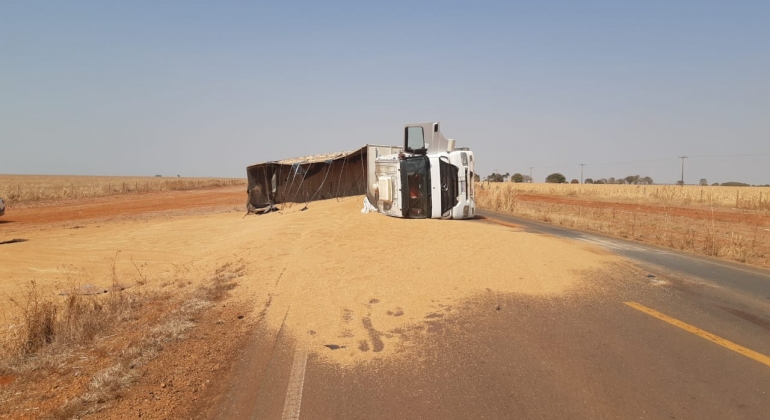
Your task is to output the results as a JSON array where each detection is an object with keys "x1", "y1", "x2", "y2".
[{"x1": 209, "y1": 222, "x2": 316, "y2": 419}]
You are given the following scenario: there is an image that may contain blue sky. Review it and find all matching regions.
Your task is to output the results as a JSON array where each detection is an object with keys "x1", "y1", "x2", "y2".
[{"x1": 1, "y1": 1, "x2": 768, "y2": 184}]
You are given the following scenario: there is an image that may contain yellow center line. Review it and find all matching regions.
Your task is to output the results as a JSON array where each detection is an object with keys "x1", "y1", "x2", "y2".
[{"x1": 624, "y1": 302, "x2": 770, "y2": 368}]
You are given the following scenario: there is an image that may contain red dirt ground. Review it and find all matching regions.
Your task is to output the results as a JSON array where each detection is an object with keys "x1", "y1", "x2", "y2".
[{"x1": 2, "y1": 187, "x2": 246, "y2": 226}]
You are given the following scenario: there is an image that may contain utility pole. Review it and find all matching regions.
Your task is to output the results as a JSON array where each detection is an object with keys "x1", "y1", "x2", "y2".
[
  {"x1": 678, "y1": 156, "x2": 688, "y2": 186},
  {"x1": 579, "y1": 163, "x2": 586, "y2": 184},
  {"x1": 528, "y1": 167, "x2": 534, "y2": 183}
]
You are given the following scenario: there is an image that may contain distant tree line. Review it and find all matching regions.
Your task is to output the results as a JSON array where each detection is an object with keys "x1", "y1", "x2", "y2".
[
  {"x1": 715, "y1": 182, "x2": 770, "y2": 187},
  {"x1": 542, "y1": 173, "x2": 655, "y2": 184},
  {"x1": 586, "y1": 175, "x2": 654, "y2": 185},
  {"x1": 484, "y1": 172, "x2": 510, "y2": 182},
  {"x1": 478, "y1": 172, "x2": 766, "y2": 186},
  {"x1": 483, "y1": 172, "x2": 532, "y2": 183}
]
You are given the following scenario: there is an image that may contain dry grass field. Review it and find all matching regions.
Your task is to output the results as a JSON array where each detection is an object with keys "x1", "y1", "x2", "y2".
[
  {"x1": 477, "y1": 183, "x2": 770, "y2": 268},
  {"x1": 0, "y1": 175, "x2": 246, "y2": 205},
  {"x1": 493, "y1": 182, "x2": 770, "y2": 211}
]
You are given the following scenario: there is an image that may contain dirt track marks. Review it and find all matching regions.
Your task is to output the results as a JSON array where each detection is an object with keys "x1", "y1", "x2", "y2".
[{"x1": 361, "y1": 317, "x2": 385, "y2": 353}]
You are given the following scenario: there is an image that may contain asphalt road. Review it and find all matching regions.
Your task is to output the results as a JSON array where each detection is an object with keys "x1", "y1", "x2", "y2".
[
  {"x1": 478, "y1": 209, "x2": 770, "y2": 300},
  {"x1": 211, "y1": 210, "x2": 770, "y2": 420}
]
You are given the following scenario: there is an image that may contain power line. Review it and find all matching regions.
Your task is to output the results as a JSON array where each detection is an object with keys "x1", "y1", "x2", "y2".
[
  {"x1": 533, "y1": 157, "x2": 677, "y2": 172},
  {"x1": 585, "y1": 157, "x2": 679, "y2": 167},
  {"x1": 688, "y1": 152, "x2": 770, "y2": 158},
  {"x1": 523, "y1": 151, "x2": 769, "y2": 173},
  {"x1": 516, "y1": 151, "x2": 769, "y2": 183}
]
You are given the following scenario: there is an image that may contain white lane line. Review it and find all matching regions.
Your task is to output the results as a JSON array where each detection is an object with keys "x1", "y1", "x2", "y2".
[
  {"x1": 577, "y1": 237, "x2": 669, "y2": 254},
  {"x1": 281, "y1": 348, "x2": 309, "y2": 420}
]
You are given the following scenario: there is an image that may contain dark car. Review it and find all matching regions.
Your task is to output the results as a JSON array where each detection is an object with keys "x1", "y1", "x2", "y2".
[{"x1": 0, "y1": 198, "x2": 4, "y2": 217}]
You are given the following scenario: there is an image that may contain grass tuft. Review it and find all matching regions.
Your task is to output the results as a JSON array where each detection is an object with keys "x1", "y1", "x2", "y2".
[{"x1": 0, "y1": 260, "x2": 246, "y2": 418}]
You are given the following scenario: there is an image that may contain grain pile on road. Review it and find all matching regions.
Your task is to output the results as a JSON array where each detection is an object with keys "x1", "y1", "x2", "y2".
[
  {"x1": 0, "y1": 187, "x2": 620, "y2": 418},
  {"x1": 242, "y1": 198, "x2": 619, "y2": 366}
]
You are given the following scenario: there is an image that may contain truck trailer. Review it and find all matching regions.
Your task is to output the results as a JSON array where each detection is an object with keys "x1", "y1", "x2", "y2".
[{"x1": 370, "y1": 122, "x2": 476, "y2": 219}]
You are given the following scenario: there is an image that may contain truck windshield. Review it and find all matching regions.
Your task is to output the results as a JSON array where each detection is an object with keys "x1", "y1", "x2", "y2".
[
  {"x1": 439, "y1": 158, "x2": 459, "y2": 217},
  {"x1": 400, "y1": 156, "x2": 430, "y2": 218}
]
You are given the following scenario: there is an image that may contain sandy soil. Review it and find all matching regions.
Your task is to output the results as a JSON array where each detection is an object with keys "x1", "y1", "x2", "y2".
[
  {"x1": 0, "y1": 187, "x2": 620, "y2": 419},
  {"x1": 0, "y1": 187, "x2": 248, "y2": 302}
]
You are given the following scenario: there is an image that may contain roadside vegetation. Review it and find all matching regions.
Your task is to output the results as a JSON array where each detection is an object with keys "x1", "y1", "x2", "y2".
[
  {"x1": 477, "y1": 183, "x2": 770, "y2": 268},
  {"x1": 0, "y1": 175, "x2": 246, "y2": 205},
  {"x1": 482, "y1": 182, "x2": 770, "y2": 211}
]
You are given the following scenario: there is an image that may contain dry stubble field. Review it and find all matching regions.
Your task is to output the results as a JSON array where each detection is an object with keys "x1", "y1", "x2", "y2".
[
  {"x1": 477, "y1": 182, "x2": 770, "y2": 267},
  {"x1": 0, "y1": 175, "x2": 246, "y2": 205},
  {"x1": 0, "y1": 179, "x2": 624, "y2": 419}
]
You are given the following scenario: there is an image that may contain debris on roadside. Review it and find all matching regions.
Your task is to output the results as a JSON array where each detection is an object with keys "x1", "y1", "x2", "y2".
[{"x1": 324, "y1": 344, "x2": 345, "y2": 350}]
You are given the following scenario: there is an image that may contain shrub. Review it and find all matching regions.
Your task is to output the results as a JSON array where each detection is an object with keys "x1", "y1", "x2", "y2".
[{"x1": 546, "y1": 173, "x2": 566, "y2": 184}]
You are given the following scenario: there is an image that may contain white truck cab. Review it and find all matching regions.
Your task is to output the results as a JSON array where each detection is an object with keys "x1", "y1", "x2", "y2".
[{"x1": 371, "y1": 122, "x2": 475, "y2": 219}]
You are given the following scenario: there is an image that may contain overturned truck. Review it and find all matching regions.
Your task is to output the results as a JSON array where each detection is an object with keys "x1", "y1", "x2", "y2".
[
  {"x1": 371, "y1": 122, "x2": 476, "y2": 219},
  {"x1": 246, "y1": 122, "x2": 475, "y2": 219}
]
